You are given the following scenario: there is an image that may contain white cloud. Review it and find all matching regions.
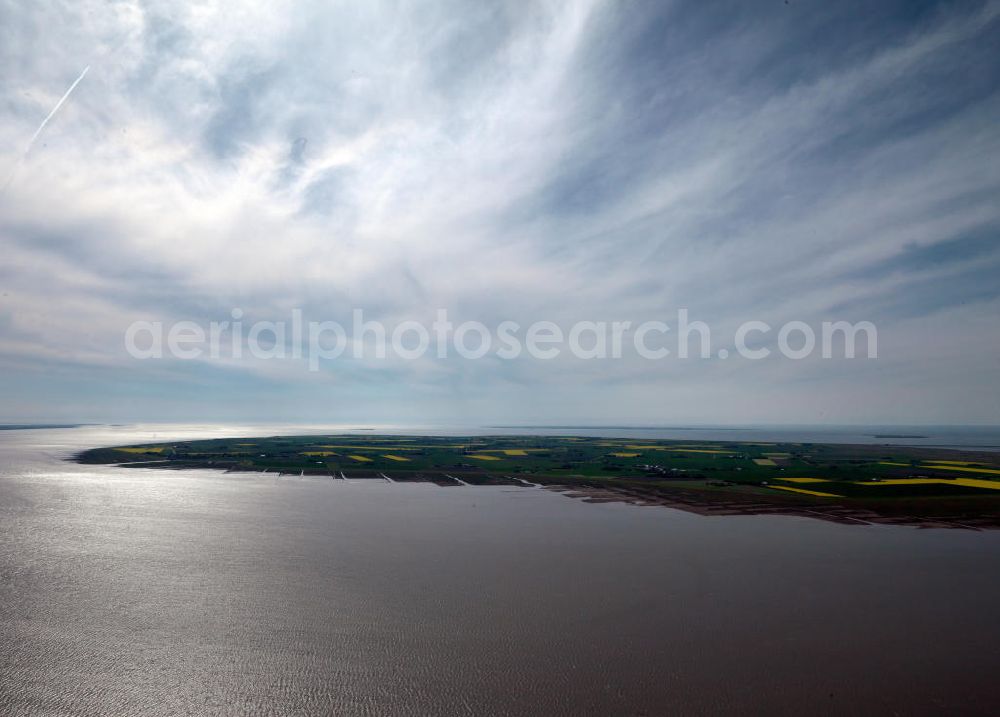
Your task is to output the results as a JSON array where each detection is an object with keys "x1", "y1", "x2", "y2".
[{"x1": 0, "y1": 0, "x2": 998, "y2": 423}]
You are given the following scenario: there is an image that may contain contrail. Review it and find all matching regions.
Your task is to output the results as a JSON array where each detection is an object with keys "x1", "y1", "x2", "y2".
[{"x1": 2, "y1": 65, "x2": 90, "y2": 193}]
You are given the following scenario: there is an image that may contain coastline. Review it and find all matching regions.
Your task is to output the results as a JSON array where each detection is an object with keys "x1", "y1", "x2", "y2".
[{"x1": 73, "y1": 432, "x2": 1000, "y2": 530}]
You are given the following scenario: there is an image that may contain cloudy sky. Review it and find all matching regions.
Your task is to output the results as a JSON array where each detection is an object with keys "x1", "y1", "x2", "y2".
[{"x1": 1, "y1": 0, "x2": 998, "y2": 426}]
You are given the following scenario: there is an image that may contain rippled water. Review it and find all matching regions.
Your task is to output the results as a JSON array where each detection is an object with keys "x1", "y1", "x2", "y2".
[{"x1": 2, "y1": 425, "x2": 1000, "y2": 715}]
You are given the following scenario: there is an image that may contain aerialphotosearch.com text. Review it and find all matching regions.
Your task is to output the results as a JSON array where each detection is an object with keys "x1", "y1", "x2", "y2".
[{"x1": 124, "y1": 309, "x2": 878, "y2": 370}]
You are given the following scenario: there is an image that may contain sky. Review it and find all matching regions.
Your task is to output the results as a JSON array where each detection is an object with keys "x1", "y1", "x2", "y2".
[{"x1": 1, "y1": 0, "x2": 998, "y2": 426}]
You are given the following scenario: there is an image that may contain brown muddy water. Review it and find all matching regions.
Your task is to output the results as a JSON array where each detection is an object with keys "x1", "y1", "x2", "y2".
[{"x1": 2, "y1": 426, "x2": 999, "y2": 715}]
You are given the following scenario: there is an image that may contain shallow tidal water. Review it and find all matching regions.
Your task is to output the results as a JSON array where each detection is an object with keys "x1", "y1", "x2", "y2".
[{"x1": 2, "y1": 425, "x2": 999, "y2": 715}]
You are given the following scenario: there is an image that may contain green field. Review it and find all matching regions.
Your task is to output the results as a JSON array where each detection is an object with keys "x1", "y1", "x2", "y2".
[{"x1": 75, "y1": 434, "x2": 1000, "y2": 514}]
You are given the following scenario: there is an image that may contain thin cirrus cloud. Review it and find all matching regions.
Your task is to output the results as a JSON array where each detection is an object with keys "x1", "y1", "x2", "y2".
[{"x1": 0, "y1": 0, "x2": 998, "y2": 425}]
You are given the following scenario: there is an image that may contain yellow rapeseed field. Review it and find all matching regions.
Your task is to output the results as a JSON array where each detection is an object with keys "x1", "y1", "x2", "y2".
[
  {"x1": 769, "y1": 485, "x2": 841, "y2": 498},
  {"x1": 473, "y1": 449, "x2": 542, "y2": 455},
  {"x1": 924, "y1": 465, "x2": 1000, "y2": 476},
  {"x1": 382, "y1": 454, "x2": 410, "y2": 462},
  {"x1": 315, "y1": 445, "x2": 421, "y2": 451},
  {"x1": 860, "y1": 478, "x2": 1000, "y2": 490},
  {"x1": 348, "y1": 455, "x2": 373, "y2": 462}
]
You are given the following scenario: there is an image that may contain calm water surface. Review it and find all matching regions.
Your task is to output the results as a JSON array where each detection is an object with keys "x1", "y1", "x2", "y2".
[{"x1": 2, "y1": 425, "x2": 999, "y2": 715}]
